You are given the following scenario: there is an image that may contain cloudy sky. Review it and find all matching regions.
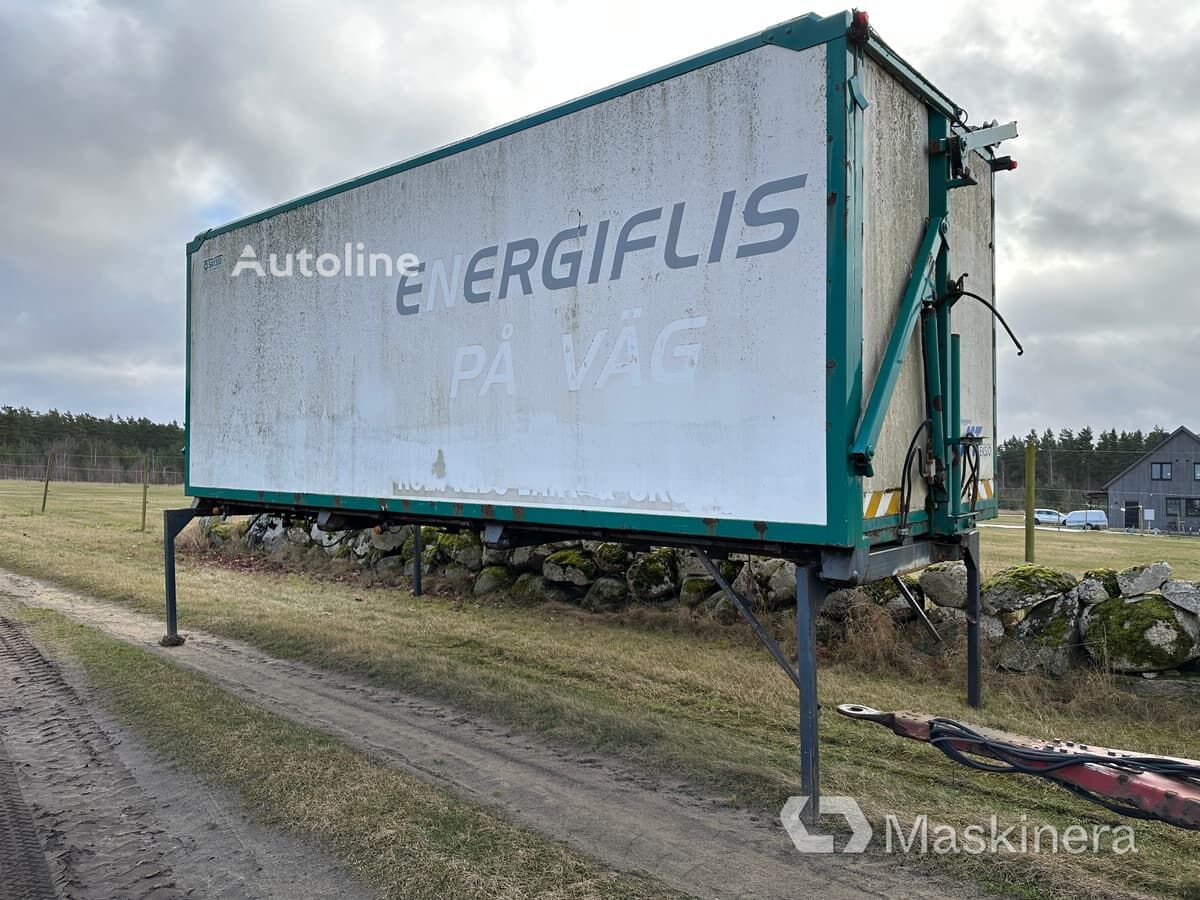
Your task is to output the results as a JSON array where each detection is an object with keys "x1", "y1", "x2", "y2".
[{"x1": 0, "y1": 0, "x2": 1196, "y2": 439}]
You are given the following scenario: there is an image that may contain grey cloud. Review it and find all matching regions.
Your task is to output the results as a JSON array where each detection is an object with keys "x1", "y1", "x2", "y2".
[
  {"x1": 1, "y1": 0, "x2": 1197, "y2": 442},
  {"x1": 0, "y1": 0, "x2": 536, "y2": 421},
  {"x1": 916, "y1": 1, "x2": 1200, "y2": 436}
]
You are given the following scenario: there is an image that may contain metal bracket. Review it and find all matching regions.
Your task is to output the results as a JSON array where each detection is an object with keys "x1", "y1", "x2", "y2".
[
  {"x1": 932, "y1": 120, "x2": 1018, "y2": 156},
  {"x1": 932, "y1": 121, "x2": 1018, "y2": 189},
  {"x1": 850, "y1": 216, "x2": 947, "y2": 475},
  {"x1": 480, "y1": 524, "x2": 564, "y2": 550},
  {"x1": 820, "y1": 539, "x2": 959, "y2": 586},
  {"x1": 848, "y1": 73, "x2": 869, "y2": 110},
  {"x1": 691, "y1": 549, "x2": 802, "y2": 691}
]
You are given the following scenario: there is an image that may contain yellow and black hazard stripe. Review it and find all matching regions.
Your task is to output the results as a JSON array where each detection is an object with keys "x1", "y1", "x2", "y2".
[
  {"x1": 864, "y1": 479, "x2": 995, "y2": 520},
  {"x1": 863, "y1": 489, "x2": 901, "y2": 519}
]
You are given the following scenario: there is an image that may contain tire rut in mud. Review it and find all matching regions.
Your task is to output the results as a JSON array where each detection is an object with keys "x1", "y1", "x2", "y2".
[
  {"x1": 0, "y1": 616, "x2": 182, "y2": 899},
  {"x1": 0, "y1": 735, "x2": 56, "y2": 900}
]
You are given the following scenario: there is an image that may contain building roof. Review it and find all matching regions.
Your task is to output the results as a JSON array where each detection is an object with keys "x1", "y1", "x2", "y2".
[{"x1": 1102, "y1": 426, "x2": 1200, "y2": 489}]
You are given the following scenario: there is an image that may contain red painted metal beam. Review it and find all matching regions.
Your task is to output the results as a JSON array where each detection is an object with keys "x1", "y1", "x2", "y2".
[{"x1": 837, "y1": 704, "x2": 1200, "y2": 831}]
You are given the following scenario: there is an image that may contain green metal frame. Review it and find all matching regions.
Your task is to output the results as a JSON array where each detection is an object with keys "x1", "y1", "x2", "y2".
[{"x1": 184, "y1": 10, "x2": 990, "y2": 556}]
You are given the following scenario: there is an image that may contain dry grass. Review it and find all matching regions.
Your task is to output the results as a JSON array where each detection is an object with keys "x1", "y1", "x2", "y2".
[{"x1": 1, "y1": 481, "x2": 1199, "y2": 898}]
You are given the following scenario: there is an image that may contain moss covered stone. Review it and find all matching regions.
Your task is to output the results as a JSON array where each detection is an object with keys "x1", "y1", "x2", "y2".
[
  {"x1": 1081, "y1": 568, "x2": 1120, "y2": 600},
  {"x1": 593, "y1": 542, "x2": 633, "y2": 575},
  {"x1": 509, "y1": 572, "x2": 571, "y2": 606},
  {"x1": 1116, "y1": 562, "x2": 1172, "y2": 597},
  {"x1": 543, "y1": 549, "x2": 598, "y2": 586},
  {"x1": 626, "y1": 548, "x2": 677, "y2": 602},
  {"x1": 400, "y1": 526, "x2": 442, "y2": 563},
  {"x1": 996, "y1": 591, "x2": 1082, "y2": 677},
  {"x1": 437, "y1": 531, "x2": 483, "y2": 570},
  {"x1": 1080, "y1": 594, "x2": 1200, "y2": 673},
  {"x1": 981, "y1": 564, "x2": 1077, "y2": 614},
  {"x1": 473, "y1": 565, "x2": 513, "y2": 596},
  {"x1": 679, "y1": 577, "x2": 716, "y2": 608},
  {"x1": 582, "y1": 577, "x2": 629, "y2": 612}
]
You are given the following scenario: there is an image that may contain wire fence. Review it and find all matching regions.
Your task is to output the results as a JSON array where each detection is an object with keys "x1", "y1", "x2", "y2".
[{"x1": 0, "y1": 452, "x2": 185, "y2": 485}]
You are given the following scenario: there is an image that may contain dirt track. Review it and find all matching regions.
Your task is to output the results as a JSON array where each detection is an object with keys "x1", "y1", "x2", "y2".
[
  {"x1": 0, "y1": 604, "x2": 371, "y2": 899},
  {"x1": 0, "y1": 570, "x2": 966, "y2": 899}
]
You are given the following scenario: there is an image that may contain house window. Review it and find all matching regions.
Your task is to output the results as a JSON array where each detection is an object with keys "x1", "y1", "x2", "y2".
[
  {"x1": 1167, "y1": 497, "x2": 1182, "y2": 516},
  {"x1": 1195, "y1": 462, "x2": 1200, "y2": 481},
  {"x1": 1151, "y1": 462, "x2": 1173, "y2": 480},
  {"x1": 1188, "y1": 499, "x2": 1200, "y2": 518}
]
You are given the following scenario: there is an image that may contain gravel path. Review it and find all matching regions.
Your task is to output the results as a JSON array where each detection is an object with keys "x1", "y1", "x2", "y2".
[{"x1": 0, "y1": 609, "x2": 369, "y2": 900}]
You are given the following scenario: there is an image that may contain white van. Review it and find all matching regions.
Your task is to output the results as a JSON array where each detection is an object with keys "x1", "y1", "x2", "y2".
[{"x1": 1063, "y1": 509, "x2": 1108, "y2": 530}]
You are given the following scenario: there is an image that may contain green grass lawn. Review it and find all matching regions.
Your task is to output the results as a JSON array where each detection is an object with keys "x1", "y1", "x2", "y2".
[{"x1": 2, "y1": 480, "x2": 1198, "y2": 898}]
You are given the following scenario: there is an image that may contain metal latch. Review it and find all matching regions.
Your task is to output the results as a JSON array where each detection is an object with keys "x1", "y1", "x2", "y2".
[{"x1": 931, "y1": 120, "x2": 1019, "y2": 187}]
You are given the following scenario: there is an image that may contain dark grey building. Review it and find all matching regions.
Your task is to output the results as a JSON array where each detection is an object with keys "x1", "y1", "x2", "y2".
[{"x1": 1104, "y1": 427, "x2": 1200, "y2": 531}]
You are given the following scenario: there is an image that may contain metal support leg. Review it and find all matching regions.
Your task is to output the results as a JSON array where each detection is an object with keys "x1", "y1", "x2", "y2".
[
  {"x1": 796, "y1": 564, "x2": 826, "y2": 825},
  {"x1": 964, "y1": 530, "x2": 982, "y2": 708},
  {"x1": 161, "y1": 507, "x2": 198, "y2": 647},
  {"x1": 411, "y1": 526, "x2": 424, "y2": 597}
]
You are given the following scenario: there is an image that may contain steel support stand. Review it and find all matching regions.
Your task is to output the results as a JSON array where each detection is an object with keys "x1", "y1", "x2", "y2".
[
  {"x1": 963, "y1": 530, "x2": 982, "y2": 708},
  {"x1": 796, "y1": 564, "x2": 827, "y2": 825},
  {"x1": 411, "y1": 526, "x2": 424, "y2": 596},
  {"x1": 161, "y1": 507, "x2": 198, "y2": 647}
]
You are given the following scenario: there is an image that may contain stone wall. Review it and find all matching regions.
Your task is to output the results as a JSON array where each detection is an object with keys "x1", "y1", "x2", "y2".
[{"x1": 198, "y1": 516, "x2": 1200, "y2": 677}]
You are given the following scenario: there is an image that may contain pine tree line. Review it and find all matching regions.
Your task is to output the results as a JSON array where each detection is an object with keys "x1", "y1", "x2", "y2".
[
  {"x1": 995, "y1": 426, "x2": 1171, "y2": 511},
  {"x1": 0, "y1": 406, "x2": 185, "y2": 484}
]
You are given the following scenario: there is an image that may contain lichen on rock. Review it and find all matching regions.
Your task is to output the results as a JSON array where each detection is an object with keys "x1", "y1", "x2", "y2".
[
  {"x1": 1116, "y1": 561, "x2": 1172, "y2": 598},
  {"x1": 997, "y1": 592, "x2": 1082, "y2": 677},
  {"x1": 1080, "y1": 593, "x2": 1200, "y2": 672},
  {"x1": 473, "y1": 565, "x2": 513, "y2": 596},
  {"x1": 543, "y1": 549, "x2": 598, "y2": 586},
  {"x1": 981, "y1": 565, "x2": 1078, "y2": 614},
  {"x1": 626, "y1": 548, "x2": 677, "y2": 602}
]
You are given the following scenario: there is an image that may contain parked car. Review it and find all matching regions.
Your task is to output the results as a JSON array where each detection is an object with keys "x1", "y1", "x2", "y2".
[
  {"x1": 1063, "y1": 509, "x2": 1109, "y2": 530},
  {"x1": 1033, "y1": 508, "x2": 1065, "y2": 526}
]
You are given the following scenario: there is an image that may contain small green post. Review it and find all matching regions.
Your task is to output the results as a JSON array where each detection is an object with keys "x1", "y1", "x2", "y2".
[
  {"x1": 40, "y1": 450, "x2": 52, "y2": 513},
  {"x1": 141, "y1": 454, "x2": 150, "y2": 532},
  {"x1": 1024, "y1": 440, "x2": 1036, "y2": 563}
]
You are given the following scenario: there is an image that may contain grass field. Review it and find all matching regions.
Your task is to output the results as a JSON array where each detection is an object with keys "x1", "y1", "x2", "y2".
[
  {"x1": 2, "y1": 480, "x2": 1198, "y2": 898},
  {"x1": 982, "y1": 514, "x2": 1200, "y2": 580}
]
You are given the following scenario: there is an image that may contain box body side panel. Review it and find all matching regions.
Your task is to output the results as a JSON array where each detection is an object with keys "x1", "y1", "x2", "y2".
[
  {"x1": 860, "y1": 56, "x2": 931, "y2": 521},
  {"x1": 948, "y1": 153, "x2": 998, "y2": 514},
  {"x1": 860, "y1": 57, "x2": 998, "y2": 528},
  {"x1": 188, "y1": 44, "x2": 833, "y2": 542}
]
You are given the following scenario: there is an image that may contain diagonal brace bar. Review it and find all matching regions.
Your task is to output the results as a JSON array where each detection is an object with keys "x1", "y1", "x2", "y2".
[
  {"x1": 692, "y1": 549, "x2": 803, "y2": 692},
  {"x1": 892, "y1": 575, "x2": 941, "y2": 642},
  {"x1": 850, "y1": 215, "x2": 947, "y2": 475}
]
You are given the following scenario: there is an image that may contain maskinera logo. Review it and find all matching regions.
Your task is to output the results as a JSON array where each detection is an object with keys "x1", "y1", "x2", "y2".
[
  {"x1": 781, "y1": 796, "x2": 872, "y2": 854},
  {"x1": 781, "y1": 796, "x2": 1138, "y2": 855}
]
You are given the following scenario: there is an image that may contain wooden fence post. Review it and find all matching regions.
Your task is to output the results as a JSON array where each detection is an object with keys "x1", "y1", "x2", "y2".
[
  {"x1": 40, "y1": 450, "x2": 52, "y2": 513},
  {"x1": 141, "y1": 454, "x2": 150, "y2": 532},
  {"x1": 1024, "y1": 440, "x2": 1036, "y2": 563}
]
